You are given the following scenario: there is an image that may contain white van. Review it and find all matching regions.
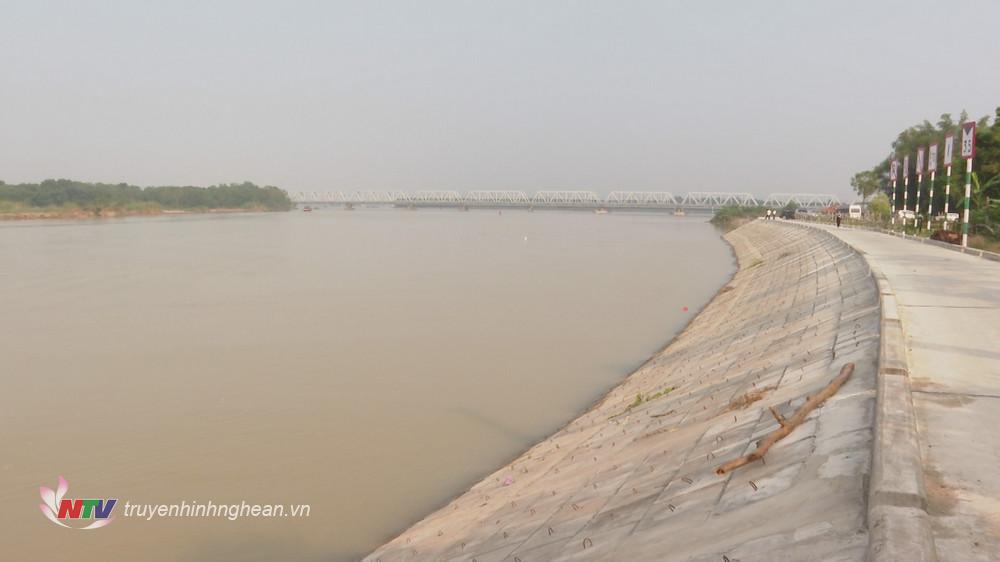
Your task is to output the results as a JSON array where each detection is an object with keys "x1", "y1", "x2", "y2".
[{"x1": 848, "y1": 204, "x2": 862, "y2": 220}]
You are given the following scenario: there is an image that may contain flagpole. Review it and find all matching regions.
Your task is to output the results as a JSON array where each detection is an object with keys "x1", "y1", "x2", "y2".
[
  {"x1": 889, "y1": 159, "x2": 899, "y2": 226},
  {"x1": 916, "y1": 172, "x2": 922, "y2": 229},
  {"x1": 945, "y1": 164, "x2": 952, "y2": 228},
  {"x1": 891, "y1": 179, "x2": 897, "y2": 225},
  {"x1": 926, "y1": 169, "x2": 935, "y2": 231},
  {"x1": 943, "y1": 134, "x2": 954, "y2": 230},
  {"x1": 903, "y1": 176, "x2": 909, "y2": 226},
  {"x1": 962, "y1": 157, "x2": 973, "y2": 247},
  {"x1": 915, "y1": 148, "x2": 924, "y2": 230},
  {"x1": 960, "y1": 121, "x2": 977, "y2": 248}
]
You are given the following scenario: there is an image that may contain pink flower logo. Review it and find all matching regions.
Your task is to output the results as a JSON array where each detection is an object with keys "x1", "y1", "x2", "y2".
[{"x1": 39, "y1": 476, "x2": 116, "y2": 530}]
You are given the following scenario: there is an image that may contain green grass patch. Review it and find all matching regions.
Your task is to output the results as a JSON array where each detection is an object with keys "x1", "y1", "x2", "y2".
[{"x1": 617, "y1": 387, "x2": 676, "y2": 417}]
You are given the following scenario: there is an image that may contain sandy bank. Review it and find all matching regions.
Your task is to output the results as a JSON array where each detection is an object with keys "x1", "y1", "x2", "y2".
[{"x1": 367, "y1": 221, "x2": 883, "y2": 561}]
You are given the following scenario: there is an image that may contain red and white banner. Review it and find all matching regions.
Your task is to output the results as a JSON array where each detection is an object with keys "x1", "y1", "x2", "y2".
[
  {"x1": 903, "y1": 155, "x2": 910, "y2": 179},
  {"x1": 928, "y1": 144, "x2": 938, "y2": 172},
  {"x1": 916, "y1": 148, "x2": 925, "y2": 174}
]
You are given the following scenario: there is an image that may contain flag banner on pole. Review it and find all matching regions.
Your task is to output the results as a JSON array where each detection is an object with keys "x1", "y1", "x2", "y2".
[
  {"x1": 903, "y1": 155, "x2": 910, "y2": 179},
  {"x1": 890, "y1": 160, "x2": 899, "y2": 181},
  {"x1": 916, "y1": 148, "x2": 925, "y2": 174},
  {"x1": 928, "y1": 144, "x2": 938, "y2": 172},
  {"x1": 944, "y1": 134, "x2": 954, "y2": 166},
  {"x1": 961, "y1": 121, "x2": 977, "y2": 159}
]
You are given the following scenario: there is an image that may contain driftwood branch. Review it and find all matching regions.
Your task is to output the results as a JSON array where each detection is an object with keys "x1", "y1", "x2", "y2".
[
  {"x1": 715, "y1": 363, "x2": 855, "y2": 475},
  {"x1": 768, "y1": 406, "x2": 786, "y2": 427}
]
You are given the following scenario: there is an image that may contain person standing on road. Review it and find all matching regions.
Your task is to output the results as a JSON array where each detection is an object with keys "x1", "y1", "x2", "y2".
[{"x1": 835, "y1": 213, "x2": 842, "y2": 228}]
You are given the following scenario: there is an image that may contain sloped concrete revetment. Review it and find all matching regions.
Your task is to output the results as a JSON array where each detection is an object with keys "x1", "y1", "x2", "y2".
[{"x1": 367, "y1": 221, "x2": 881, "y2": 562}]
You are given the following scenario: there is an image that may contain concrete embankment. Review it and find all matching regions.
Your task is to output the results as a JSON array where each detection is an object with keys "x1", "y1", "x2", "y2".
[{"x1": 367, "y1": 221, "x2": 882, "y2": 561}]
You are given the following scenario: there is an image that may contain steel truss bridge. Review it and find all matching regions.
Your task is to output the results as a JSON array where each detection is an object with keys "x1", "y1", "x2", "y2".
[{"x1": 290, "y1": 191, "x2": 841, "y2": 211}]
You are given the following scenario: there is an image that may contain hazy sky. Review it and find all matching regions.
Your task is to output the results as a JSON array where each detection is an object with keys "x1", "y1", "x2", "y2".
[{"x1": 2, "y1": 1, "x2": 999, "y2": 199}]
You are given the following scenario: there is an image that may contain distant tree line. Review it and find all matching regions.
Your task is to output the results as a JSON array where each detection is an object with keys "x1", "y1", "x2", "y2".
[
  {"x1": 851, "y1": 107, "x2": 1000, "y2": 233},
  {"x1": 0, "y1": 179, "x2": 293, "y2": 212}
]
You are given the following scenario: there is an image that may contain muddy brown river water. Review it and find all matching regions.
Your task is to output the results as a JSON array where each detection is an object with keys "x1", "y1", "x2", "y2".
[{"x1": 0, "y1": 209, "x2": 733, "y2": 561}]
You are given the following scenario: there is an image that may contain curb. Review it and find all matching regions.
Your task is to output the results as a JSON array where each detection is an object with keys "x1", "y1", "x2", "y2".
[
  {"x1": 865, "y1": 267, "x2": 937, "y2": 562},
  {"x1": 779, "y1": 221, "x2": 937, "y2": 561}
]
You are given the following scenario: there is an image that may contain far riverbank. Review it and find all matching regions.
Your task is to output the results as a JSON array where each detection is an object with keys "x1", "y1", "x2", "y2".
[
  {"x1": 0, "y1": 205, "x2": 283, "y2": 221},
  {"x1": 0, "y1": 179, "x2": 293, "y2": 219}
]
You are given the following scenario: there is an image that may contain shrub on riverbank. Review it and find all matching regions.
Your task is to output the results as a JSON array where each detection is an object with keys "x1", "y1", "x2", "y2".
[
  {"x1": 710, "y1": 206, "x2": 766, "y2": 231},
  {"x1": 0, "y1": 179, "x2": 293, "y2": 213}
]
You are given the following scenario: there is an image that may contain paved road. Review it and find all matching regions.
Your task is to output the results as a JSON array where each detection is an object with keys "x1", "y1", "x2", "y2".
[{"x1": 815, "y1": 224, "x2": 1000, "y2": 562}]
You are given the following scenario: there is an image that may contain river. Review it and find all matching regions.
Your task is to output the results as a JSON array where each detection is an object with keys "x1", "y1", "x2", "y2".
[{"x1": 0, "y1": 209, "x2": 734, "y2": 561}]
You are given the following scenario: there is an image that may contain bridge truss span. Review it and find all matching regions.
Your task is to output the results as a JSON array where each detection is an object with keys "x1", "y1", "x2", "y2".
[
  {"x1": 681, "y1": 192, "x2": 760, "y2": 209},
  {"x1": 761, "y1": 193, "x2": 841, "y2": 210},
  {"x1": 406, "y1": 191, "x2": 464, "y2": 206},
  {"x1": 464, "y1": 191, "x2": 532, "y2": 206},
  {"x1": 290, "y1": 190, "x2": 843, "y2": 212},
  {"x1": 531, "y1": 191, "x2": 602, "y2": 207},
  {"x1": 345, "y1": 191, "x2": 405, "y2": 205},
  {"x1": 605, "y1": 191, "x2": 678, "y2": 208}
]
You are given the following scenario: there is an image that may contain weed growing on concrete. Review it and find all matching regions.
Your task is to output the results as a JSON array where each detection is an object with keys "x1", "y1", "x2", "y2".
[{"x1": 617, "y1": 387, "x2": 676, "y2": 417}]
